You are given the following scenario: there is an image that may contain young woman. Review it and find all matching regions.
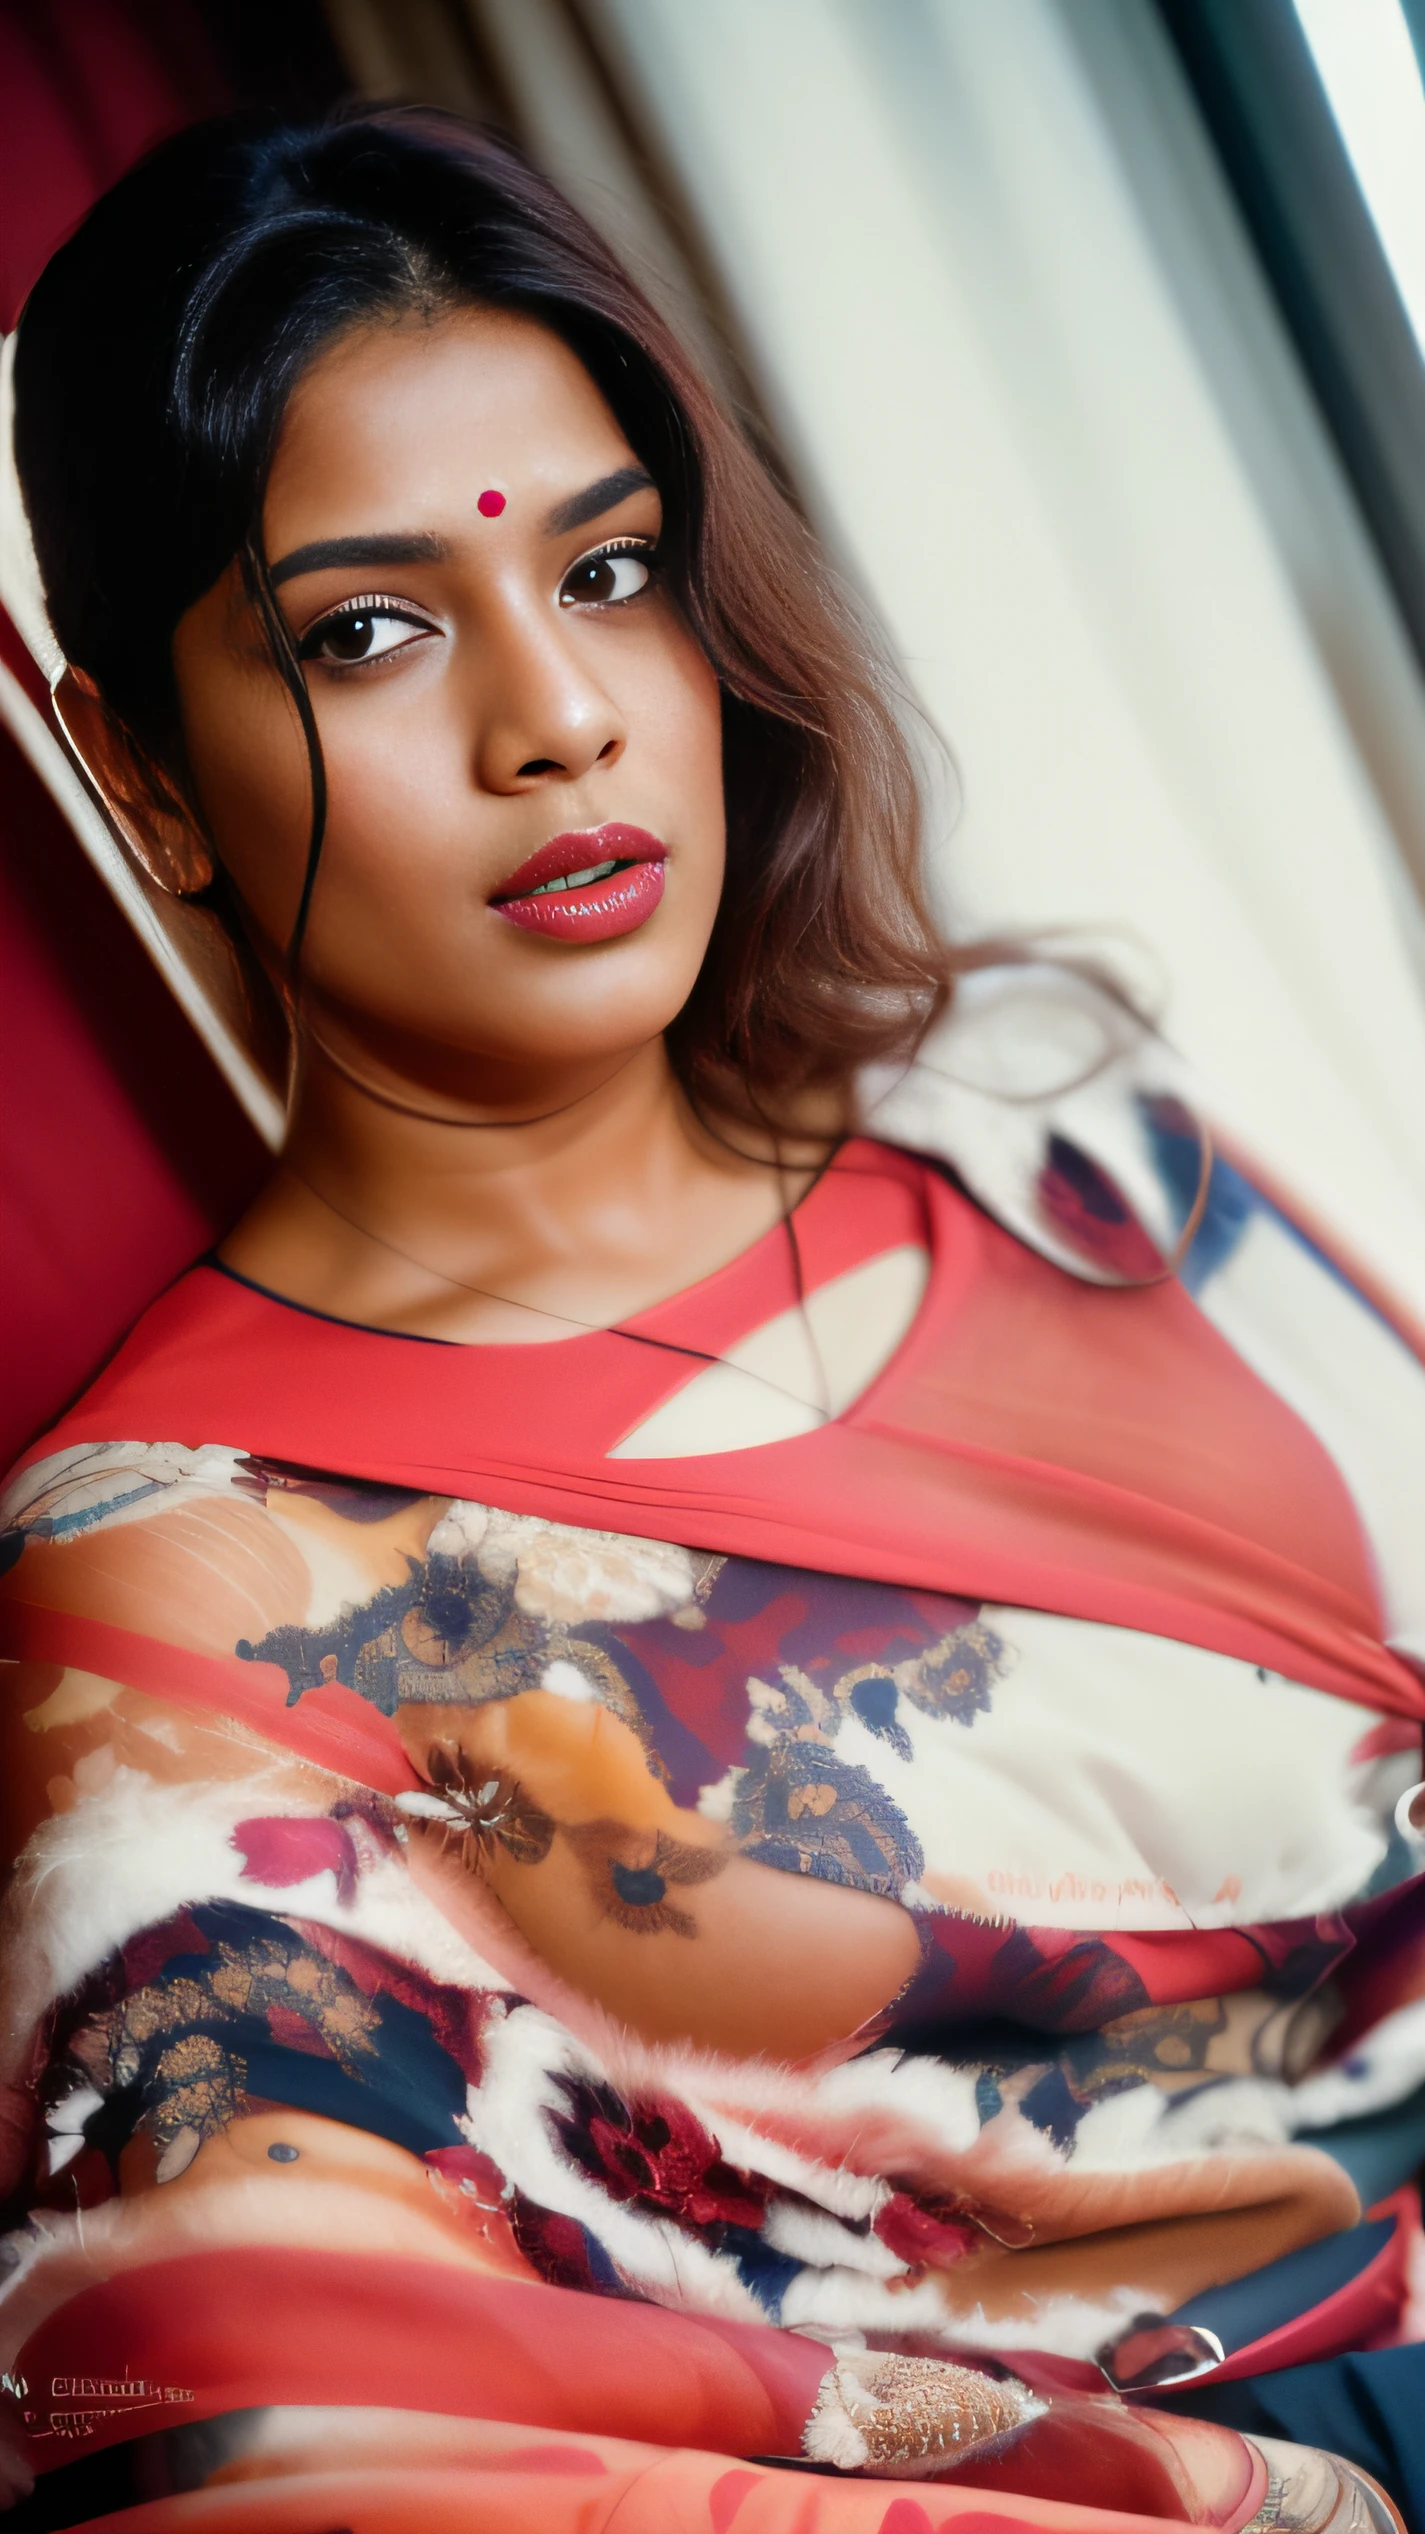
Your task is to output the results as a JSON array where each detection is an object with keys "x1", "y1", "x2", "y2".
[{"x1": 2, "y1": 106, "x2": 1423, "y2": 2533}]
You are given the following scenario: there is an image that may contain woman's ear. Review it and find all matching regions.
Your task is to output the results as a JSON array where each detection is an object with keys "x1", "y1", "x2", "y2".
[{"x1": 53, "y1": 667, "x2": 215, "y2": 895}]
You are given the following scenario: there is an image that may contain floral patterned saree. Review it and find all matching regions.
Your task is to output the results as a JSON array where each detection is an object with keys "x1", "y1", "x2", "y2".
[{"x1": 3, "y1": 991, "x2": 1423, "y2": 2532}]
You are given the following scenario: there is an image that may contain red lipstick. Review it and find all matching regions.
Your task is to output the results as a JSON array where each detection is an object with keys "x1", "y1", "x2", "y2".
[{"x1": 491, "y1": 823, "x2": 667, "y2": 943}]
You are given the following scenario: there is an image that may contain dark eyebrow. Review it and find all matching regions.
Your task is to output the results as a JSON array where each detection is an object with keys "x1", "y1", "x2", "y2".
[
  {"x1": 544, "y1": 467, "x2": 655, "y2": 537},
  {"x1": 268, "y1": 531, "x2": 449, "y2": 589}
]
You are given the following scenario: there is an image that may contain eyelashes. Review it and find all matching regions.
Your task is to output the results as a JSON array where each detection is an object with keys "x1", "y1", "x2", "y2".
[
  {"x1": 297, "y1": 596, "x2": 432, "y2": 667},
  {"x1": 556, "y1": 536, "x2": 657, "y2": 609},
  {"x1": 295, "y1": 536, "x2": 661, "y2": 672}
]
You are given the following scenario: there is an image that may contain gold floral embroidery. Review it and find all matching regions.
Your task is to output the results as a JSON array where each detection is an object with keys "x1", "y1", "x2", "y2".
[
  {"x1": 420, "y1": 1748, "x2": 557, "y2": 1871},
  {"x1": 69, "y1": 1926, "x2": 382, "y2": 2152}
]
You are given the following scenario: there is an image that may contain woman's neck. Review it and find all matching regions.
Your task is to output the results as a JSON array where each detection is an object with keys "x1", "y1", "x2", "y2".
[{"x1": 220, "y1": 1027, "x2": 823, "y2": 1345}]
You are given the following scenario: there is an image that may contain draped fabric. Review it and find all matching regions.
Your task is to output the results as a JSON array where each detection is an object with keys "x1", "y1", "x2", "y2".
[
  {"x1": 3, "y1": 1023, "x2": 1423, "y2": 2529},
  {"x1": 19, "y1": 1134, "x2": 1422, "y2": 1716}
]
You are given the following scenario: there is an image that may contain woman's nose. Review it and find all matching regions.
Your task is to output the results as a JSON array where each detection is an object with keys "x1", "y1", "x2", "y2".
[{"x1": 472, "y1": 606, "x2": 626, "y2": 794}]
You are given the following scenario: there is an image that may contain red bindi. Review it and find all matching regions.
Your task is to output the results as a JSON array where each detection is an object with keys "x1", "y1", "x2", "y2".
[{"x1": 477, "y1": 488, "x2": 507, "y2": 518}]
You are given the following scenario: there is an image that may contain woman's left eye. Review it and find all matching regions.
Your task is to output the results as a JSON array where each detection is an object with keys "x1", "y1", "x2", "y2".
[
  {"x1": 300, "y1": 605, "x2": 431, "y2": 666},
  {"x1": 558, "y1": 543, "x2": 654, "y2": 608}
]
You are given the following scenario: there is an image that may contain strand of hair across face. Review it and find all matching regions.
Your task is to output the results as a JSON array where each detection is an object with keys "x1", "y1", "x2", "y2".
[{"x1": 242, "y1": 536, "x2": 329, "y2": 986}]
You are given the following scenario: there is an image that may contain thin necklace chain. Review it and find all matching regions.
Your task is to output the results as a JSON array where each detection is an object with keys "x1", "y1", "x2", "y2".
[
  {"x1": 281, "y1": 1153, "x2": 840, "y2": 1424},
  {"x1": 284, "y1": 1019, "x2": 841, "y2": 1418},
  {"x1": 269, "y1": 1037, "x2": 1200, "y2": 1437}
]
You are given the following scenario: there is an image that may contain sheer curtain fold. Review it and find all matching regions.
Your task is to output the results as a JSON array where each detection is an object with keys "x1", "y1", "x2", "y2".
[{"x1": 571, "y1": 0, "x2": 1425, "y2": 1308}]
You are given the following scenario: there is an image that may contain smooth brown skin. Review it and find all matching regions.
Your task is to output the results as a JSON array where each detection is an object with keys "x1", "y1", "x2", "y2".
[{"x1": 62, "y1": 304, "x2": 818, "y2": 1344}]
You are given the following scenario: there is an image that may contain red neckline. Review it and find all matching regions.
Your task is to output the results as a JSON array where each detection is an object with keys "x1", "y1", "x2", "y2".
[{"x1": 209, "y1": 1137, "x2": 914, "y2": 1361}]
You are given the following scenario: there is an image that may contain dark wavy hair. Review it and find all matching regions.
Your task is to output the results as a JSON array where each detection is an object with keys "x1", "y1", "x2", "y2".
[{"x1": 13, "y1": 105, "x2": 953, "y2": 1127}]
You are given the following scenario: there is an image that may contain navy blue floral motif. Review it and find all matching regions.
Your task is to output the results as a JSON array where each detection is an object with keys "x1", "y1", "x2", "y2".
[
  {"x1": 238, "y1": 1554, "x2": 659, "y2": 1772},
  {"x1": 731, "y1": 1740, "x2": 923, "y2": 1896},
  {"x1": 239, "y1": 1554, "x2": 538, "y2": 1716},
  {"x1": 47, "y1": 1902, "x2": 471, "y2": 2168},
  {"x1": 842, "y1": 1672, "x2": 912, "y2": 1760},
  {"x1": 897, "y1": 1621, "x2": 1011, "y2": 1728}
]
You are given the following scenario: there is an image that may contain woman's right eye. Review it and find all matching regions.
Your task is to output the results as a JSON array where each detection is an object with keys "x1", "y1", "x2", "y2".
[{"x1": 299, "y1": 603, "x2": 432, "y2": 667}]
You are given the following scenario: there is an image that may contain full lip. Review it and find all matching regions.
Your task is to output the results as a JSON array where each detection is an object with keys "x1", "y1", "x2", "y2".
[
  {"x1": 490, "y1": 822, "x2": 668, "y2": 945},
  {"x1": 490, "y1": 823, "x2": 667, "y2": 903}
]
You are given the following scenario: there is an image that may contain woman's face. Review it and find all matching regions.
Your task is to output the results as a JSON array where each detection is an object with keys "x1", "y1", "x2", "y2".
[{"x1": 172, "y1": 305, "x2": 726, "y2": 1092}]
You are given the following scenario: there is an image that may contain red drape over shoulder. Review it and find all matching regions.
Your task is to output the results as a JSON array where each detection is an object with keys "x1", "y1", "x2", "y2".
[{"x1": 15, "y1": 1145, "x2": 1419, "y2": 1722}]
